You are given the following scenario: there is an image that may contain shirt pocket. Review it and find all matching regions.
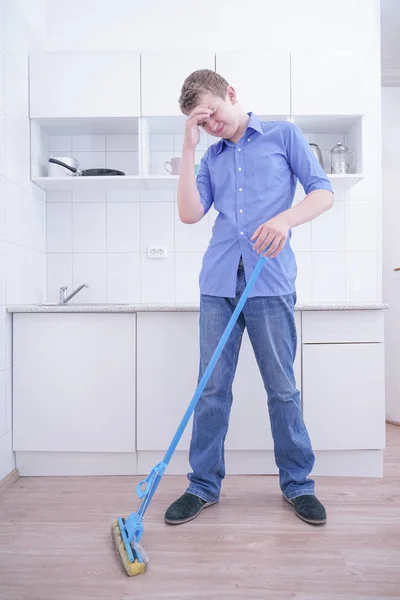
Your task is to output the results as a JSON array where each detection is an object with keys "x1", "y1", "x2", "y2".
[{"x1": 244, "y1": 155, "x2": 288, "y2": 191}]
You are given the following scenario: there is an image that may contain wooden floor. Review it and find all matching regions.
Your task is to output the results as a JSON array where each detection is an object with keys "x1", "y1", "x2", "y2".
[{"x1": 1, "y1": 427, "x2": 400, "y2": 600}]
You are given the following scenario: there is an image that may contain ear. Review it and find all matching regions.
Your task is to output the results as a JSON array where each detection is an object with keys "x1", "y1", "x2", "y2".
[{"x1": 226, "y1": 85, "x2": 237, "y2": 105}]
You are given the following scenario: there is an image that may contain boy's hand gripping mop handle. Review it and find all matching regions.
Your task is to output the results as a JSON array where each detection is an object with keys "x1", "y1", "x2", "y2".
[{"x1": 118, "y1": 255, "x2": 266, "y2": 561}]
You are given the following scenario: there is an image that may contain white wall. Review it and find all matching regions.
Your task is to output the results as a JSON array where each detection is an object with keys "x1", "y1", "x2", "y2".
[
  {"x1": 0, "y1": 0, "x2": 46, "y2": 482},
  {"x1": 382, "y1": 86, "x2": 400, "y2": 423}
]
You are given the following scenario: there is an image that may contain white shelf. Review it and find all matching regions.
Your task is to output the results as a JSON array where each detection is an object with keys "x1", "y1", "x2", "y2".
[
  {"x1": 33, "y1": 176, "x2": 142, "y2": 192},
  {"x1": 32, "y1": 173, "x2": 362, "y2": 193}
]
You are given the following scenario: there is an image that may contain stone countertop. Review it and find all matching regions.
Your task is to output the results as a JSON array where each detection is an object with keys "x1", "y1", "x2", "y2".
[{"x1": 6, "y1": 302, "x2": 389, "y2": 313}]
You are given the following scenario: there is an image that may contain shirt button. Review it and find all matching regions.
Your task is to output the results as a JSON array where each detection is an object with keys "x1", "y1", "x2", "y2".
[
  {"x1": 238, "y1": 167, "x2": 242, "y2": 171},
  {"x1": 239, "y1": 209, "x2": 243, "y2": 213},
  {"x1": 239, "y1": 188, "x2": 243, "y2": 192},
  {"x1": 237, "y1": 148, "x2": 241, "y2": 152},
  {"x1": 240, "y1": 231, "x2": 244, "y2": 235},
  {"x1": 248, "y1": 138, "x2": 251, "y2": 142}
]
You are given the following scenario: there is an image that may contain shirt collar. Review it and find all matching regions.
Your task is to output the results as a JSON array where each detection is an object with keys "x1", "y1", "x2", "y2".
[{"x1": 216, "y1": 112, "x2": 263, "y2": 154}]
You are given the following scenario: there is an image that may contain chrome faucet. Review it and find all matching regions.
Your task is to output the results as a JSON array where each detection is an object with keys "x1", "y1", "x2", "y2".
[{"x1": 59, "y1": 283, "x2": 89, "y2": 304}]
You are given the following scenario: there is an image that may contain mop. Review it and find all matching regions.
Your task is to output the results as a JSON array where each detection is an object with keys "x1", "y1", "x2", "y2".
[{"x1": 111, "y1": 254, "x2": 267, "y2": 576}]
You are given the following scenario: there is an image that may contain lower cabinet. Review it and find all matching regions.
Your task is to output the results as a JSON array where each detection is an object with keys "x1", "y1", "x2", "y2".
[
  {"x1": 302, "y1": 342, "x2": 385, "y2": 450},
  {"x1": 13, "y1": 313, "x2": 136, "y2": 453}
]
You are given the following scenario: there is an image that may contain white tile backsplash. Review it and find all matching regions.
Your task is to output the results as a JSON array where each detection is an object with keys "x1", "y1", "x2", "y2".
[
  {"x1": 5, "y1": 179, "x2": 46, "y2": 252},
  {"x1": 72, "y1": 135, "x2": 106, "y2": 152},
  {"x1": 107, "y1": 189, "x2": 140, "y2": 203},
  {"x1": 47, "y1": 203, "x2": 72, "y2": 253},
  {"x1": 291, "y1": 222, "x2": 311, "y2": 252},
  {"x1": 175, "y1": 204, "x2": 209, "y2": 253},
  {"x1": 295, "y1": 251, "x2": 312, "y2": 303},
  {"x1": 73, "y1": 203, "x2": 106, "y2": 253},
  {"x1": 175, "y1": 253, "x2": 203, "y2": 304},
  {"x1": 47, "y1": 190, "x2": 73, "y2": 203},
  {"x1": 106, "y1": 254, "x2": 141, "y2": 303},
  {"x1": 5, "y1": 52, "x2": 28, "y2": 134},
  {"x1": 107, "y1": 203, "x2": 140, "y2": 253},
  {"x1": 141, "y1": 255, "x2": 175, "y2": 304},
  {"x1": 107, "y1": 134, "x2": 138, "y2": 152},
  {"x1": 73, "y1": 254, "x2": 106, "y2": 303},
  {"x1": 5, "y1": 244, "x2": 46, "y2": 305},
  {"x1": 312, "y1": 252, "x2": 346, "y2": 303},
  {"x1": 150, "y1": 134, "x2": 174, "y2": 152},
  {"x1": 141, "y1": 202, "x2": 174, "y2": 253},
  {"x1": 47, "y1": 253, "x2": 73, "y2": 302},
  {"x1": 106, "y1": 151, "x2": 138, "y2": 175},
  {"x1": 140, "y1": 189, "x2": 175, "y2": 203},
  {"x1": 73, "y1": 188, "x2": 106, "y2": 203},
  {"x1": 311, "y1": 201, "x2": 346, "y2": 252},
  {"x1": 49, "y1": 136, "x2": 72, "y2": 153},
  {"x1": 346, "y1": 252, "x2": 378, "y2": 302},
  {"x1": 73, "y1": 151, "x2": 106, "y2": 171},
  {"x1": 346, "y1": 201, "x2": 377, "y2": 252}
]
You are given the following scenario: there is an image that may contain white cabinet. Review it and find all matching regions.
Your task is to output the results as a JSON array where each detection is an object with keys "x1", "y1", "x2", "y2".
[
  {"x1": 302, "y1": 343, "x2": 385, "y2": 450},
  {"x1": 291, "y1": 51, "x2": 366, "y2": 115},
  {"x1": 136, "y1": 311, "x2": 301, "y2": 452},
  {"x1": 215, "y1": 50, "x2": 290, "y2": 116},
  {"x1": 29, "y1": 51, "x2": 141, "y2": 118},
  {"x1": 13, "y1": 313, "x2": 136, "y2": 452},
  {"x1": 141, "y1": 50, "x2": 215, "y2": 116}
]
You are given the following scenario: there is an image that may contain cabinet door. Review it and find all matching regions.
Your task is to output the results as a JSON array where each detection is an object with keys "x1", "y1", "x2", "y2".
[
  {"x1": 141, "y1": 50, "x2": 215, "y2": 116},
  {"x1": 13, "y1": 314, "x2": 136, "y2": 452},
  {"x1": 302, "y1": 343, "x2": 385, "y2": 450},
  {"x1": 291, "y1": 51, "x2": 366, "y2": 115},
  {"x1": 136, "y1": 312, "x2": 199, "y2": 451},
  {"x1": 29, "y1": 51, "x2": 141, "y2": 118},
  {"x1": 216, "y1": 50, "x2": 290, "y2": 116},
  {"x1": 136, "y1": 312, "x2": 301, "y2": 452}
]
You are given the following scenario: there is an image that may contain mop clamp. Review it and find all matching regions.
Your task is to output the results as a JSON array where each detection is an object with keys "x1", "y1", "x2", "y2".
[{"x1": 136, "y1": 461, "x2": 168, "y2": 499}]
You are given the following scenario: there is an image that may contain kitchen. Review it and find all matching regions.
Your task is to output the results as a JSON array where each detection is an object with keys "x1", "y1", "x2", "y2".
[{"x1": 0, "y1": 0, "x2": 399, "y2": 598}]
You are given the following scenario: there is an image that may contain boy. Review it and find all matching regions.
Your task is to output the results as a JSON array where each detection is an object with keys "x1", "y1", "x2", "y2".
[{"x1": 164, "y1": 70, "x2": 333, "y2": 526}]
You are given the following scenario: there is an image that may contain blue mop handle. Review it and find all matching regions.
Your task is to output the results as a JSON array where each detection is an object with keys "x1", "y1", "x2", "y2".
[
  {"x1": 134, "y1": 254, "x2": 266, "y2": 521},
  {"x1": 163, "y1": 254, "x2": 266, "y2": 465}
]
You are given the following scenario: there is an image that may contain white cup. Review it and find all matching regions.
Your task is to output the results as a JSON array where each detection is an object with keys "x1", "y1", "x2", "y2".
[{"x1": 164, "y1": 157, "x2": 181, "y2": 175}]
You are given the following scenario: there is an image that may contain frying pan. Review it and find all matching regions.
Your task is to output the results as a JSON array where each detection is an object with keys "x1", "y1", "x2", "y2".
[{"x1": 48, "y1": 157, "x2": 125, "y2": 177}]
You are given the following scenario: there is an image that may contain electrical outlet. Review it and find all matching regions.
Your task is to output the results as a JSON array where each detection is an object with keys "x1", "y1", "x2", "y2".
[{"x1": 148, "y1": 246, "x2": 168, "y2": 259}]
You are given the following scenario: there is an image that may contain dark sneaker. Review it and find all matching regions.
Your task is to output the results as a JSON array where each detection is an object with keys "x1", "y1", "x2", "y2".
[
  {"x1": 164, "y1": 492, "x2": 217, "y2": 525},
  {"x1": 283, "y1": 494, "x2": 327, "y2": 525}
]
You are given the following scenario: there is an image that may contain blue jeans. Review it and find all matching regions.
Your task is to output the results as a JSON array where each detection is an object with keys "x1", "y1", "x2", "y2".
[{"x1": 187, "y1": 262, "x2": 315, "y2": 502}]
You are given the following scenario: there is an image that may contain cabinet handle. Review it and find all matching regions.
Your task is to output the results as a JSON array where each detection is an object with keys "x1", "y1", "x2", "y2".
[{"x1": 394, "y1": 268, "x2": 400, "y2": 272}]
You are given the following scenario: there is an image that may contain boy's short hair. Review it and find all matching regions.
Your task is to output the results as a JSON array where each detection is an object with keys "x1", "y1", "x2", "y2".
[{"x1": 179, "y1": 69, "x2": 229, "y2": 114}]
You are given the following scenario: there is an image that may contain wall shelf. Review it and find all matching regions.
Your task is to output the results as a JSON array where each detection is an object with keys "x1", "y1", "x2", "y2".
[{"x1": 32, "y1": 173, "x2": 363, "y2": 193}]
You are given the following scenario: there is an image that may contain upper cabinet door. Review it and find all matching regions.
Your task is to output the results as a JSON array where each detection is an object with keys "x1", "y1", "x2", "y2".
[
  {"x1": 29, "y1": 51, "x2": 141, "y2": 118},
  {"x1": 291, "y1": 51, "x2": 366, "y2": 115},
  {"x1": 216, "y1": 50, "x2": 290, "y2": 116},
  {"x1": 141, "y1": 50, "x2": 215, "y2": 116}
]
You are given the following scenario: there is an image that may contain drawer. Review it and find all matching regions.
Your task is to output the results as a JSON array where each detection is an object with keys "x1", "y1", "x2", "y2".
[{"x1": 302, "y1": 310, "x2": 384, "y2": 344}]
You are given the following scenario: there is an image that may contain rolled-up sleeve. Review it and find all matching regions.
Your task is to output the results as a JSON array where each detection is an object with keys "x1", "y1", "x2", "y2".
[
  {"x1": 283, "y1": 122, "x2": 333, "y2": 195},
  {"x1": 196, "y1": 149, "x2": 214, "y2": 215}
]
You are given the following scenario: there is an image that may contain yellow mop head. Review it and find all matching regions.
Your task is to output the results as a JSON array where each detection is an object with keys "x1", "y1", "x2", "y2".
[{"x1": 111, "y1": 520, "x2": 149, "y2": 577}]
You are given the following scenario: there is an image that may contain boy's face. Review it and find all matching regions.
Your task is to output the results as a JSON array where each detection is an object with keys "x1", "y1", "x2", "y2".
[{"x1": 196, "y1": 86, "x2": 240, "y2": 140}]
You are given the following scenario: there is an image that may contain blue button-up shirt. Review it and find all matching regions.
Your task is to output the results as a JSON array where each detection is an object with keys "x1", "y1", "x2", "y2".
[{"x1": 196, "y1": 113, "x2": 333, "y2": 298}]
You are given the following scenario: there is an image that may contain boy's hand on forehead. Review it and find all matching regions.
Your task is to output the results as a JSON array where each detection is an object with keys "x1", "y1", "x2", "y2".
[{"x1": 183, "y1": 105, "x2": 214, "y2": 149}]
